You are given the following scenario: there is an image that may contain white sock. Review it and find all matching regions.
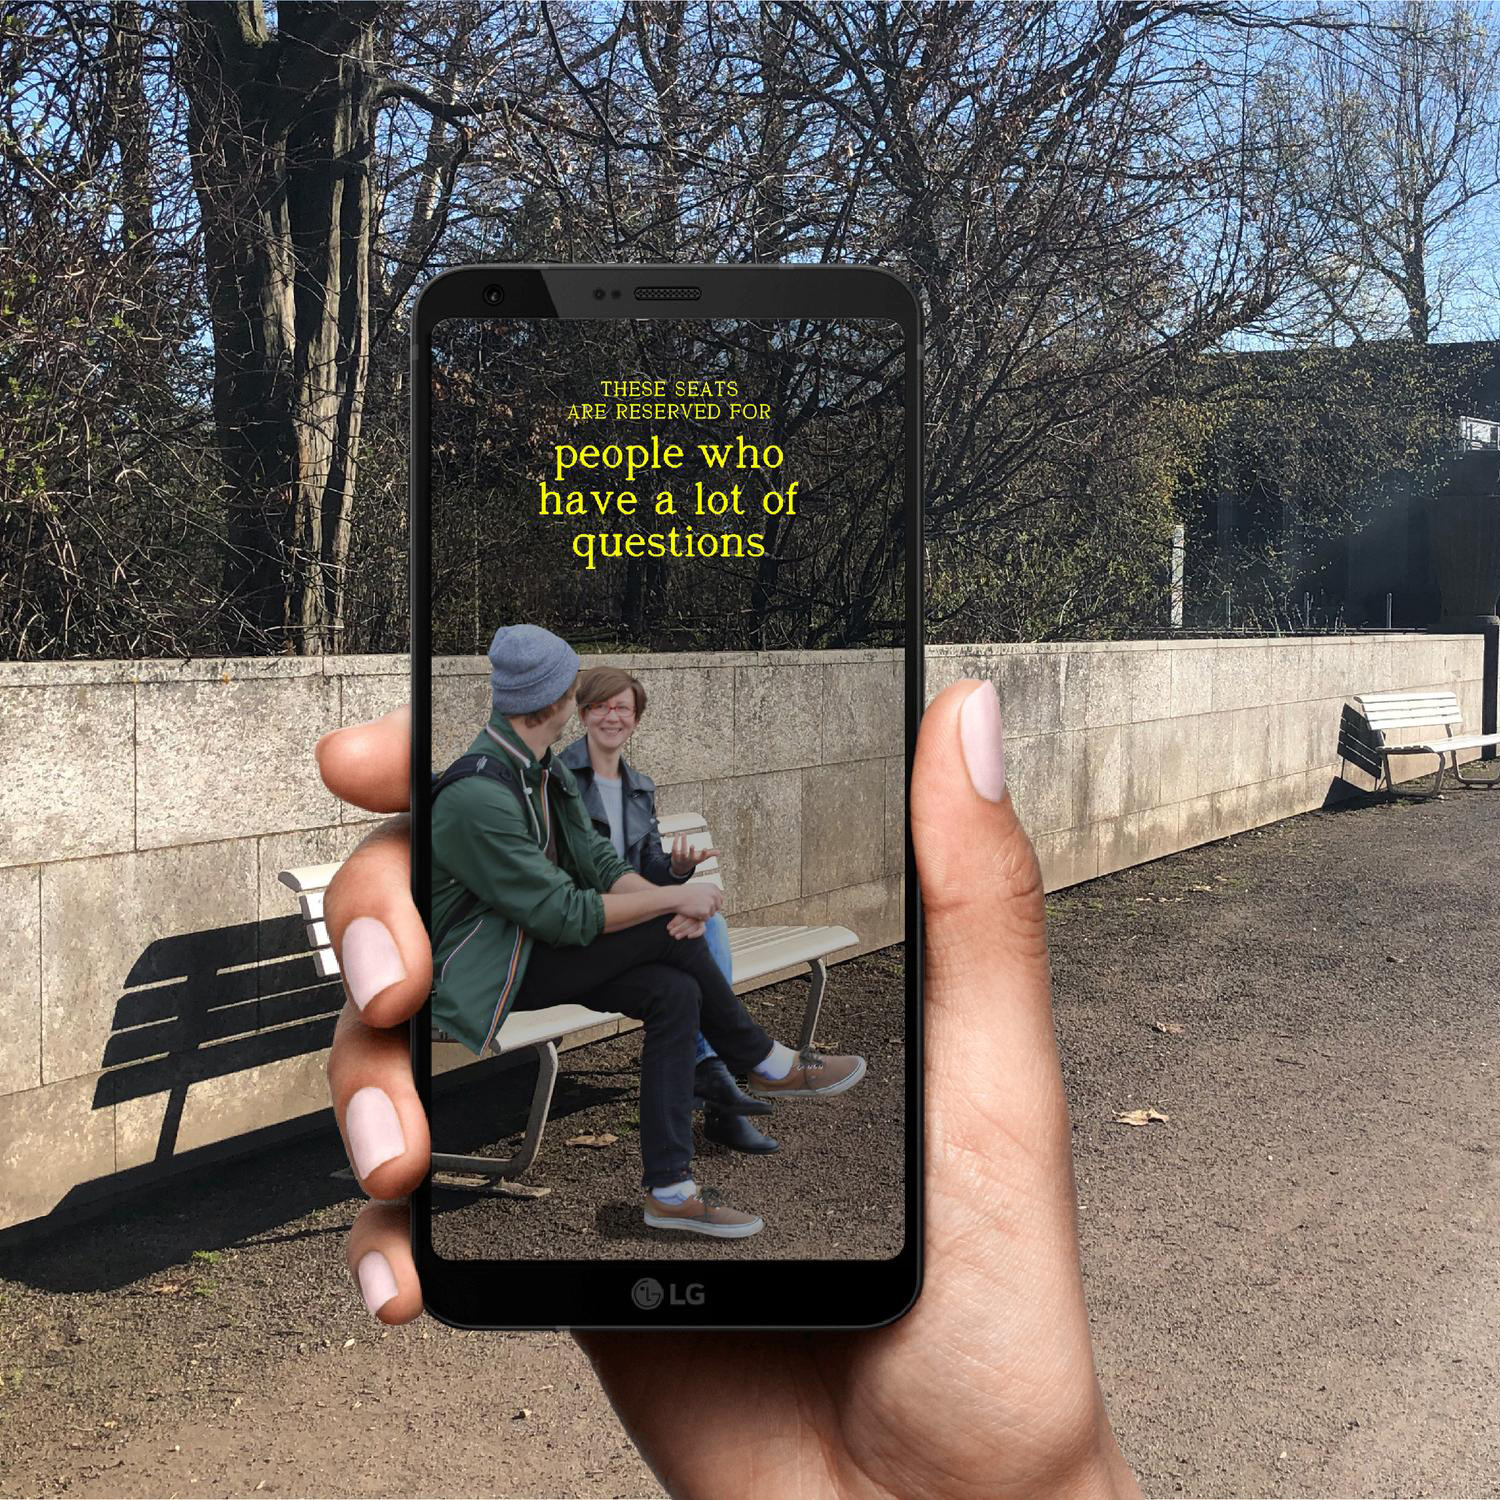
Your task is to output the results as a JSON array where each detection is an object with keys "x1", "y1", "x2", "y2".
[
  {"x1": 650, "y1": 1178, "x2": 697, "y2": 1203},
  {"x1": 752, "y1": 1041, "x2": 797, "y2": 1081}
]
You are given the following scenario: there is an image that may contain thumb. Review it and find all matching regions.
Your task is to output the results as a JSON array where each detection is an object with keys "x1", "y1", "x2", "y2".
[{"x1": 911, "y1": 678, "x2": 1072, "y2": 1175}]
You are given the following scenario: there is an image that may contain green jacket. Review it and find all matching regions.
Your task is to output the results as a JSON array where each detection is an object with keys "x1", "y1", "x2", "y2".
[{"x1": 430, "y1": 712, "x2": 634, "y2": 1054}]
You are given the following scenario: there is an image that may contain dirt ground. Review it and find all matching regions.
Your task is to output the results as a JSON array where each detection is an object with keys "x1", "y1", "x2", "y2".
[
  {"x1": 1, "y1": 777, "x2": 1497, "y2": 1499},
  {"x1": 430, "y1": 950, "x2": 905, "y2": 1262}
]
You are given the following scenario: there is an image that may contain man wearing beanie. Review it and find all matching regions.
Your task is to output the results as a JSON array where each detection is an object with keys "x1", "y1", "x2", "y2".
[{"x1": 430, "y1": 623, "x2": 867, "y2": 1239}]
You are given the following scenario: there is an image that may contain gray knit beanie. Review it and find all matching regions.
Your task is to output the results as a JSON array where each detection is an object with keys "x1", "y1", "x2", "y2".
[{"x1": 487, "y1": 624, "x2": 580, "y2": 714}]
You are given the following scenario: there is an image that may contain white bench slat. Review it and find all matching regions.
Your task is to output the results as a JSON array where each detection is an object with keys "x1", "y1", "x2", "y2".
[
  {"x1": 728, "y1": 925, "x2": 859, "y2": 981},
  {"x1": 1357, "y1": 690, "x2": 1460, "y2": 703},
  {"x1": 279, "y1": 863, "x2": 345, "y2": 895},
  {"x1": 1384, "y1": 733, "x2": 1500, "y2": 756}
]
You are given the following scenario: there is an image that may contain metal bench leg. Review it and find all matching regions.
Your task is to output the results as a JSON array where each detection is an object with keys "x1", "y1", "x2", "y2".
[
  {"x1": 1452, "y1": 752, "x2": 1500, "y2": 787},
  {"x1": 431, "y1": 1039, "x2": 560, "y2": 1181},
  {"x1": 797, "y1": 960, "x2": 828, "y2": 1052}
]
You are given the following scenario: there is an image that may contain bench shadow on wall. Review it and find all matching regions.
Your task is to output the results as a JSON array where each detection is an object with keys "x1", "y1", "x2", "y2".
[{"x1": 11, "y1": 917, "x2": 618, "y2": 1272}]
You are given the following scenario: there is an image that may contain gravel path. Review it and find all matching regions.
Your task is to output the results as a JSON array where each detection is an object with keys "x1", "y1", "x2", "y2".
[{"x1": 2, "y1": 779, "x2": 1496, "y2": 1498}]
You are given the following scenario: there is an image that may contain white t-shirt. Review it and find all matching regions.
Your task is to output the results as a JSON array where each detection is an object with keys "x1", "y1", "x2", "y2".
[{"x1": 595, "y1": 773, "x2": 627, "y2": 858}]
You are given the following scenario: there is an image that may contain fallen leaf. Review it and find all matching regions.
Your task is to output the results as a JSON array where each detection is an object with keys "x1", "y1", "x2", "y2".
[
  {"x1": 564, "y1": 1133, "x2": 618, "y2": 1149},
  {"x1": 148, "y1": 1283, "x2": 181, "y2": 1295},
  {"x1": 1151, "y1": 1021, "x2": 1185, "y2": 1035},
  {"x1": 342, "y1": 1337, "x2": 355, "y2": 1349},
  {"x1": 1114, "y1": 1107, "x2": 1171, "y2": 1127},
  {"x1": 1187, "y1": 883, "x2": 1213, "y2": 892}
]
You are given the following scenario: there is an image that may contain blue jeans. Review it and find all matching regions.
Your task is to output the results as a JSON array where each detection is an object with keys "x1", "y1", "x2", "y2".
[{"x1": 693, "y1": 913, "x2": 732, "y2": 1063}]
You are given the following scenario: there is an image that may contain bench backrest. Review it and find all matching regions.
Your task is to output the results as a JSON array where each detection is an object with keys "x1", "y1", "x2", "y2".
[
  {"x1": 1338, "y1": 689, "x2": 1462, "y2": 780},
  {"x1": 1353, "y1": 689, "x2": 1462, "y2": 734}
]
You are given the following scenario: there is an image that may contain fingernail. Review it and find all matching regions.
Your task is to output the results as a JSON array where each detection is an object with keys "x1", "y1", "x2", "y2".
[
  {"x1": 958, "y1": 680, "x2": 1007, "y2": 802},
  {"x1": 346, "y1": 1086, "x2": 405, "y2": 1179},
  {"x1": 356, "y1": 1250, "x2": 399, "y2": 1318},
  {"x1": 342, "y1": 916, "x2": 406, "y2": 1010}
]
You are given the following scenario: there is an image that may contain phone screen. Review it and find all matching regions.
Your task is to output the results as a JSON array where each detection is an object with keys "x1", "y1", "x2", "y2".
[{"x1": 417, "y1": 284, "x2": 917, "y2": 1292}]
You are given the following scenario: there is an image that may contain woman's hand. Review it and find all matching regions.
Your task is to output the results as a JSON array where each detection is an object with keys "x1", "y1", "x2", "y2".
[
  {"x1": 669, "y1": 832, "x2": 720, "y2": 878},
  {"x1": 315, "y1": 684, "x2": 1142, "y2": 1500}
]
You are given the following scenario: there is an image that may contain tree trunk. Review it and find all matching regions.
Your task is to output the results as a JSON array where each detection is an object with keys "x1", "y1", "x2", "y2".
[{"x1": 177, "y1": 1, "x2": 383, "y2": 653}]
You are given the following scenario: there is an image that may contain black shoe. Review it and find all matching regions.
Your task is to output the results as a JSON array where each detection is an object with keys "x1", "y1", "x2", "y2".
[
  {"x1": 693, "y1": 1057, "x2": 773, "y2": 1116},
  {"x1": 703, "y1": 1108, "x2": 779, "y2": 1154}
]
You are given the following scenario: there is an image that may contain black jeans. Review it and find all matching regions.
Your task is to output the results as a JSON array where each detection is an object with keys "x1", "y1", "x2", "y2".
[{"x1": 511, "y1": 915, "x2": 775, "y2": 1189}]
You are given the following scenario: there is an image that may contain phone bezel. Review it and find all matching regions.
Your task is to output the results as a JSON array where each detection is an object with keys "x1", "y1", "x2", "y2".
[{"x1": 410, "y1": 263, "x2": 923, "y2": 1330}]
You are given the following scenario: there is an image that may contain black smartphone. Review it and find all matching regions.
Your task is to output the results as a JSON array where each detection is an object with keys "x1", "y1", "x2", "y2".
[{"x1": 410, "y1": 264, "x2": 922, "y2": 1330}]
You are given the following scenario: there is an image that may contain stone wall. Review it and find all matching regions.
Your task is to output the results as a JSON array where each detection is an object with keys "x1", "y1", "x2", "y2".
[
  {"x1": 928, "y1": 634, "x2": 1487, "y2": 889},
  {"x1": 0, "y1": 634, "x2": 1485, "y2": 1231},
  {"x1": 0, "y1": 650, "x2": 902, "y2": 1231}
]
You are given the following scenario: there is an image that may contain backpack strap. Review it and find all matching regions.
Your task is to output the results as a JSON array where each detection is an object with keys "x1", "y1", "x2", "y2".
[{"x1": 430, "y1": 752, "x2": 534, "y2": 938}]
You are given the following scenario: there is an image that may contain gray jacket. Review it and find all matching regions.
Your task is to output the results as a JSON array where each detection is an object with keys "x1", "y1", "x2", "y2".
[{"x1": 557, "y1": 737, "x2": 692, "y2": 888}]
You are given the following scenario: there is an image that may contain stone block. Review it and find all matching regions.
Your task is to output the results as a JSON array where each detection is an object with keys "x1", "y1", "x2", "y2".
[
  {"x1": 0, "y1": 682, "x2": 135, "y2": 866},
  {"x1": 1119, "y1": 720, "x2": 1163, "y2": 815},
  {"x1": 1004, "y1": 731, "x2": 1078, "y2": 837},
  {"x1": 733, "y1": 891, "x2": 829, "y2": 931},
  {"x1": 115, "y1": 1048, "x2": 331, "y2": 1172},
  {"x1": 823, "y1": 875, "x2": 903, "y2": 953},
  {"x1": 1169, "y1": 649, "x2": 1216, "y2": 719},
  {"x1": 1078, "y1": 725, "x2": 1126, "y2": 825},
  {"x1": 700, "y1": 770, "x2": 802, "y2": 916},
  {"x1": 1227, "y1": 707, "x2": 1271, "y2": 786},
  {"x1": 1210, "y1": 646, "x2": 1270, "y2": 714},
  {"x1": 823, "y1": 657, "x2": 903, "y2": 763},
  {"x1": 1096, "y1": 803, "x2": 1182, "y2": 878},
  {"x1": 0, "y1": 865, "x2": 41, "y2": 1095},
  {"x1": 923, "y1": 649, "x2": 975, "y2": 702},
  {"x1": 623, "y1": 664, "x2": 736, "y2": 785},
  {"x1": 1210, "y1": 783, "x2": 1254, "y2": 841},
  {"x1": 342, "y1": 670, "x2": 410, "y2": 728},
  {"x1": 884, "y1": 756, "x2": 906, "y2": 878},
  {"x1": 801, "y1": 761, "x2": 886, "y2": 896},
  {"x1": 994, "y1": 652, "x2": 1066, "y2": 737},
  {"x1": 733, "y1": 662, "x2": 825, "y2": 772},
  {"x1": 1186, "y1": 712, "x2": 1236, "y2": 800},
  {"x1": 1152, "y1": 717, "x2": 1193, "y2": 806},
  {"x1": 1174, "y1": 793, "x2": 1218, "y2": 852},
  {"x1": 136, "y1": 677, "x2": 340, "y2": 848},
  {"x1": 40, "y1": 841, "x2": 259, "y2": 1085},
  {"x1": 429, "y1": 672, "x2": 490, "y2": 774},
  {"x1": 0, "y1": 1073, "x2": 115, "y2": 1229},
  {"x1": 654, "y1": 780, "x2": 704, "y2": 817},
  {"x1": 1269, "y1": 642, "x2": 1309, "y2": 705},
  {"x1": 1034, "y1": 825, "x2": 1099, "y2": 893}
]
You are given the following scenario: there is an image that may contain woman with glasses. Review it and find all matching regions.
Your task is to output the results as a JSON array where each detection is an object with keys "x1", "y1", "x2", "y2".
[{"x1": 559, "y1": 666, "x2": 778, "y2": 1154}]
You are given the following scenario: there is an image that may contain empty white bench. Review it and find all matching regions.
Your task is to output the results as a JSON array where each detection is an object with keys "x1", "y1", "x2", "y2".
[
  {"x1": 1338, "y1": 689, "x2": 1500, "y2": 798},
  {"x1": 278, "y1": 809, "x2": 858, "y2": 1183}
]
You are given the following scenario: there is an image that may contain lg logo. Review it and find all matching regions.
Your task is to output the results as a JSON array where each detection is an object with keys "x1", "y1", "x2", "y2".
[{"x1": 631, "y1": 1278, "x2": 705, "y2": 1310}]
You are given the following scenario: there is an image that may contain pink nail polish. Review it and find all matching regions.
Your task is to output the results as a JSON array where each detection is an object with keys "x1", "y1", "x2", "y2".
[
  {"x1": 346, "y1": 1086, "x2": 405, "y2": 1180},
  {"x1": 357, "y1": 1250, "x2": 399, "y2": 1318},
  {"x1": 958, "y1": 681, "x2": 1007, "y2": 802},
  {"x1": 342, "y1": 916, "x2": 406, "y2": 1011}
]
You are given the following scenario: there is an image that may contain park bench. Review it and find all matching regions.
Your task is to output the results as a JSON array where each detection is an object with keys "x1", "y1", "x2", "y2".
[
  {"x1": 278, "y1": 810, "x2": 858, "y2": 1184},
  {"x1": 1337, "y1": 688, "x2": 1500, "y2": 799}
]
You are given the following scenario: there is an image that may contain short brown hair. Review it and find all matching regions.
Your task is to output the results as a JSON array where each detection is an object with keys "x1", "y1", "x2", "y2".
[
  {"x1": 574, "y1": 666, "x2": 647, "y2": 720},
  {"x1": 521, "y1": 682, "x2": 577, "y2": 728}
]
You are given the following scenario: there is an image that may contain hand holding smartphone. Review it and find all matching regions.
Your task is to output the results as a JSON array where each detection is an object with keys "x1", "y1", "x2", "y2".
[{"x1": 410, "y1": 264, "x2": 922, "y2": 1329}]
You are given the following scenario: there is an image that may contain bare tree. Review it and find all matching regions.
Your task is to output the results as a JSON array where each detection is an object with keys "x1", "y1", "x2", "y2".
[{"x1": 1303, "y1": 0, "x2": 1500, "y2": 343}]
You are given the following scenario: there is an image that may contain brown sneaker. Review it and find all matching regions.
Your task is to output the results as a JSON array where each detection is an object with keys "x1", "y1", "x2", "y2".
[
  {"x1": 643, "y1": 1186, "x2": 764, "y2": 1239},
  {"x1": 746, "y1": 1049, "x2": 867, "y2": 1098}
]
